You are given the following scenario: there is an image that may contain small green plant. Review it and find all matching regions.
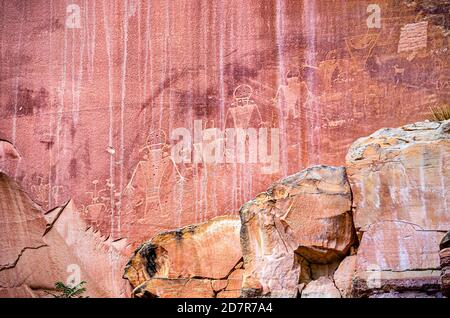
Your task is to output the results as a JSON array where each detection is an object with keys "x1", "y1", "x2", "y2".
[
  {"x1": 46, "y1": 281, "x2": 88, "y2": 298},
  {"x1": 429, "y1": 104, "x2": 450, "y2": 121}
]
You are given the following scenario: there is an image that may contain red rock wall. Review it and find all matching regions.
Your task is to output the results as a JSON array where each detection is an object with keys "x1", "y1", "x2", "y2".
[{"x1": 0, "y1": 0, "x2": 448, "y2": 296}]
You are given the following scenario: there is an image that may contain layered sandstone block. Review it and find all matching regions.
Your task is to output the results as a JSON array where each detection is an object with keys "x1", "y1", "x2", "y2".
[
  {"x1": 240, "y1": 166, "x2": 355, "y2": 298},
  {"x1": 440, "y1": 231, "x2": 450, "y2": 298},
  {"x1": 347, "y1": 120, "x2": 450, "y2": 297},
  {"x1": 352, "y1": 221, "x2": 443, "y2": 297},
  {"x1": 123, "y1": 216, "x2": 243, "y2": 298}
]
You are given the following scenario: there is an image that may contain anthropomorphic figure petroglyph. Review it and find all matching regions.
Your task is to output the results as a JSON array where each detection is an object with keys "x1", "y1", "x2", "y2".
[
  {"x1": 274, "y1": 70, "x2": 310, "y2": 119},
  {"x1": 123, "y1": 131, "x2": 184, "y2": 224},
  {"x1": 226, "y1": 84, "x2": 262, "y2": 129}
]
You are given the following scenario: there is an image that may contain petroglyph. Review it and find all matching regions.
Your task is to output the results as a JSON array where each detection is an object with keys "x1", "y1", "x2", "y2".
[{"x1": 398, "y1": 21, "x2": 428, "y2": 53}]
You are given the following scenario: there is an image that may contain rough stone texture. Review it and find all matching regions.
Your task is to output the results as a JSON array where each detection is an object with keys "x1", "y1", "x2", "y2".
[
  {"x1": 440, "y1": 232, "x2": 450, "y2": 297},
  {"x1": 347, "y1": 120, "x2": 450, "y2": 297},
  {"x1": 0, "y1": 173, "x2": 47, "y2": 271},
  {"x1": 333, "y1": 255, "x2": 357, "y2": 298},
  {"x1": 133, "y1": 279, "x2": 215, "y2": 298},
  {"x1": 123, "y1": 216, "x2": 242, "y2": 298},
  {"x1": 217, "y1": 269, "x2": 245, "y2": 298},
  {"x1": 0, "y1": 172, "x2": 130, "y2": 297},
  {"x1": 346, "y1": 120, "x2": 450, "y2": 232},
  {"x1": 441, "y1": 231, "x2": 450, "y2": 250},
  {"x1": 301, "y1": 277, "x2": 341, "y2": 298},
  {"x1": 0, "y1": 0, "x2": 448, "y2": 254},
  {"x1": 440, "y1": 248, "x2": 450, "y2": 297},
  {"x1": 352, "y1": 221, "x2": 443, "y2": 297},
  {"x1": 240, "y1": 165, "x2": 354, "y2": 298},
  {"x1": 0, "y1": 0, "x2": 449, "y2": 297}
]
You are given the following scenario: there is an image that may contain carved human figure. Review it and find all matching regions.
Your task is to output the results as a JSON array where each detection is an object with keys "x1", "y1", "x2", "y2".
[
  {"x1": 79, "y1": 179, "x2": 108, "y2": 228},
  {"x1": 31, "y1": 176, "x2": 49, "y2": 205},
  {"x1": 225, "y1": 84, "x2": 262, "y2": 129},
  {"x1": 123, "y1": 131, "x2": 183, "y2": 225},
  {"x1": 274, "y1": 71, "x2": 310, "y2": 119}
]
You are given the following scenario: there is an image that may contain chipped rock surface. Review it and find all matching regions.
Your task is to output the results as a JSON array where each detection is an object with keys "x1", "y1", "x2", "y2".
[
  {"x1": 347, "y1": 120, "x2": 450, "y2": 297},
  {"x1": 123, "y1": 216, "x2": 242, "y2": 298},
  {"x1": 240, "y1": 165, "x2": 354, "y2": 297},
  {"x1": 352, "y1": 221, "x2": 443, "y2": 297},
  {"x1": 0, "y1": 172, "x2": 130, "y2": 297},
  {"x1": 333, "y1": 255, "x2": 357, "y2": 298},
  {"x1": 300, "y1": 277, "x2": 341, "y2": 298}
]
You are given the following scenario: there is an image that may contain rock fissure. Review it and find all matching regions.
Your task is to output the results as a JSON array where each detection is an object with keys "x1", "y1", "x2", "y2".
[{"x1": 0, "y1": 244, "x2": 48, "y2": 271}]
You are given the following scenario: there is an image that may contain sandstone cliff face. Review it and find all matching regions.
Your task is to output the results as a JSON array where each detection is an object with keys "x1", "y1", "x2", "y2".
[
  {"x1": 347, "y1": 120, "x2": 449, "y2": 297},
  {"x1": 123, "y1": 216, "x2": 242, "y2": 298},
  {"x1": 0, "y1": 171, "x2": 130, "y2": 297},
  {"x1": 122, "y1": 120, "x2": 448, "y2": 298},
  {"x1": 0, "y1": 0, "x2": 449, "y2": 298}
]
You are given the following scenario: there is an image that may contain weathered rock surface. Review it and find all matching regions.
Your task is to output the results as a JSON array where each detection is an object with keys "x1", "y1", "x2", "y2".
[
  {"x1": 0, "y1": 173, "x2": 47, "y2": 272},
  {"x1": 352, "y1": 221, "x2": 443, "y2": 297},
  {"x1": 300, "y1": 277, "x2": 341, "y2": 298},
  {"x1": 0, "y1": 172, "x2": 130, "y2": 297},
  {"x1": 0, "y1": 0, "x2": 448, "y2": 258},
  {"x1": 347, "y1": 120, "x2": 450, "y2": 297},
  {"x1": 346, "y1": 120, "x2": 450, "y2": 232},
  {"x1": 123, "y1": 216, "x2": 242, "y2": 298},
  {"x1": 333, "y1": 255, "x2": 357, "y2": 298},
  {"x1": 236, "y1": 120, "x2": 449, "y2": 298},
  {"x1": 1, "y1": 0, "x2": 449, "y2": 297},
  {"x1": 440, "y1": 231, "x2": 450, "y2": 297},
  {"x1": 240, "y1": 165, "x2": 354, "y2": 298}
]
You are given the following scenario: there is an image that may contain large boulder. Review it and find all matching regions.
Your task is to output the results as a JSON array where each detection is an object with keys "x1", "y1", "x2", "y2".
[
  {"x1": 123, "y1": 216, "x2": 243, "y2": 298},
  {"x1": 346, "y1": 120, "x2": 450, "y2": 297},
  {"x1": 240, "y1": 165, "x2": 355, "y2": 298},
  {"x1": 346, "y1": 120, "x2": 450, "y2": 232},
  {"x1": 352, "y1": 221, "x2": 443, "y2": 297}
]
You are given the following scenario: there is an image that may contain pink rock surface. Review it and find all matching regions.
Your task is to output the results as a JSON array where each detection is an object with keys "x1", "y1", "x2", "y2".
[
  {"x1": 346, "y1": 120, "x2": 449, "y2": 296},
  {"x1": 0, "y1": 0, "x2": 449, "y2": 297},
  {"x1": 301, "y1": 277, "x2": 341, "y2": 298},
  {"x1": 333, "y1": 255, "x2": 357, "y2": 298}
]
